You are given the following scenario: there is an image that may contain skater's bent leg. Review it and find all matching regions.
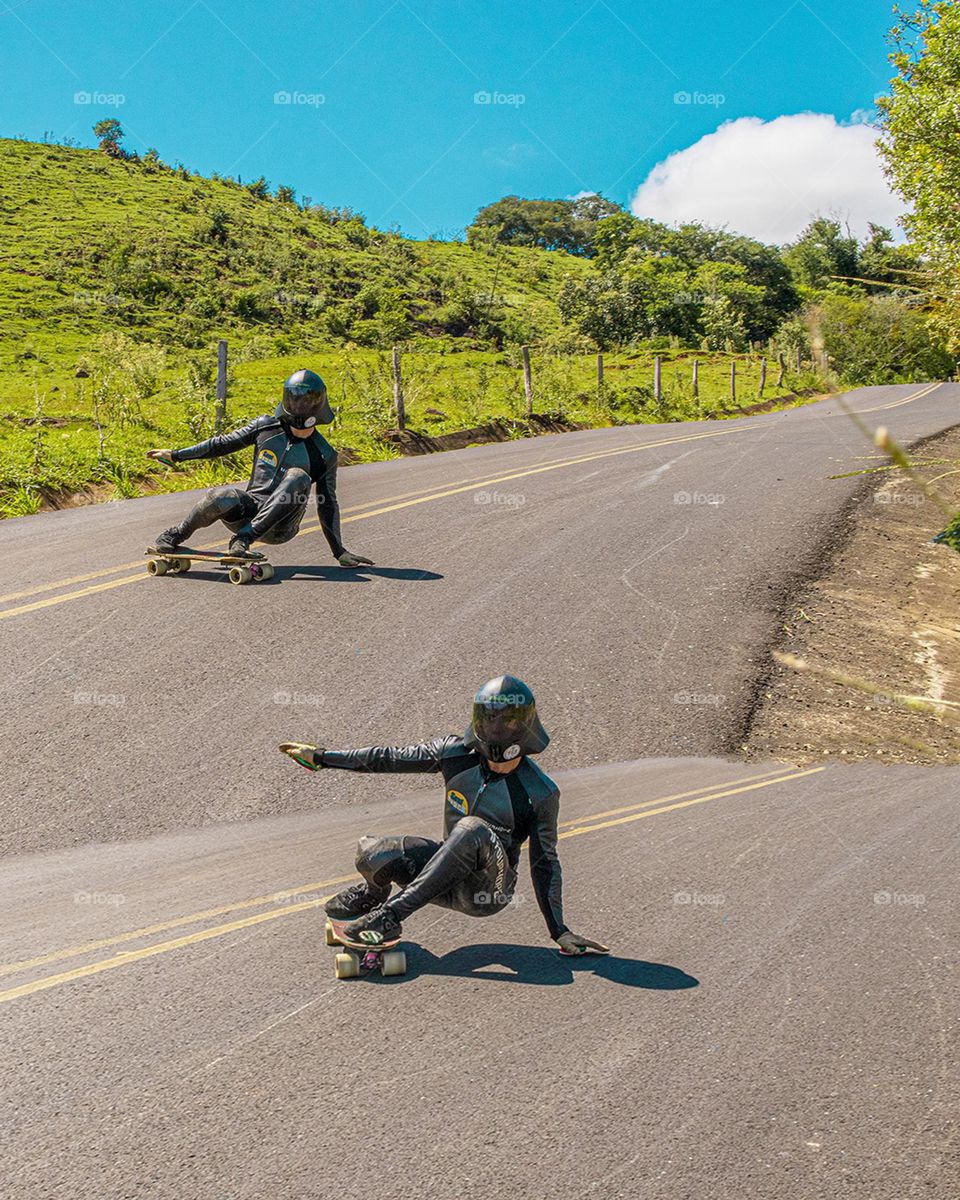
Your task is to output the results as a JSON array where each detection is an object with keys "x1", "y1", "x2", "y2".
[
  {"x1": 386, "y1": 817, "x2": 512, "y2": 922},
  {"x1": 238, "y1": 469, "x2": 312, "y2": 542},
  {"x1": 356, "y1": 834, "x2": 440, "y2": 890},
  {"x1": 173, "y1": 487, "x2": 257, "y2": 541}
]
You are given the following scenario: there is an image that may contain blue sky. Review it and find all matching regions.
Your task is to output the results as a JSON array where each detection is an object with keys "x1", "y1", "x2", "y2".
[{"x1": 0, "y1": 0, "x2": 902, "y2": 241}]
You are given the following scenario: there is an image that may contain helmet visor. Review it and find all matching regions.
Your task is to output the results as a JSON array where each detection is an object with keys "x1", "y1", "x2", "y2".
[
  {"x1": 471, "y1": 695, "x2": 539, "y2": 760},
  {"x1": 281, "y1": 385, "x2": 329, "y2": 427}
]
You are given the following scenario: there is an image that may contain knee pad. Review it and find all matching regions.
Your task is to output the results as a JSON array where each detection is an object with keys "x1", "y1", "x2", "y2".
[{"x1": 356, "y1": 835, "x2": 418, "y2": 888}]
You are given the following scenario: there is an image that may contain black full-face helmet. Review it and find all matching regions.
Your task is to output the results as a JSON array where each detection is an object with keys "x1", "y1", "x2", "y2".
[
  {"x1": 276, "y1": 368, "x2": 334, "y2": 428},
  {"x1": 464, "y1": 675, "x2": 550, "y2": 763}
]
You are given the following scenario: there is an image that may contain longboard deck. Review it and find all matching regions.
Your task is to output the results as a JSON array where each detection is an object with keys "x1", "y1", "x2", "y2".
[{"x1": 145, "y1": 546, "x2": 264, "y2": 564}]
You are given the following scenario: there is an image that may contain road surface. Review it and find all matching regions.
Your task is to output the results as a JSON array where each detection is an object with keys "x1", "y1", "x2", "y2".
[{"x1": 1, "y1": 384, "x2": 958, "y2": 1198}]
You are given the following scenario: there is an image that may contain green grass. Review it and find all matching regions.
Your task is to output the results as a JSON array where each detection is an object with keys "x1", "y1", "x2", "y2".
[{"x1": 0, "y1": 136, "x2": 831, "y2": 514}]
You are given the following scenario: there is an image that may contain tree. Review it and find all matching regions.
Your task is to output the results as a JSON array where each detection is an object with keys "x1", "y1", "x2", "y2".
[
  {"x1": 816, "y1": 293, "x2": 954, "y2": 384},
  {"x1": 275, "y1": 184, "x2": 296, "y2": 204},
  {"x1": 467, "y1": 194, "x2": 623, "y2": 257},
  {"x1": 93, "y1": 119, "x2": 126, "y2": 158},
  {"x1": 878, "y1": 0, "x2": 960, "y2": 346},
  {"x1": 782, "y1": 218, "x2": 859, "y2": 293}
]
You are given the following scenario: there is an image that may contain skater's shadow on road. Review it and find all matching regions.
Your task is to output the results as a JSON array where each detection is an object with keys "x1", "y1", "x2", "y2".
[
  {"x1": 277, "y1": 565, "x2": 443, "y2": 584},
  {"x1": 406, "y1": 942, "x2": 698, "y2": 990}
]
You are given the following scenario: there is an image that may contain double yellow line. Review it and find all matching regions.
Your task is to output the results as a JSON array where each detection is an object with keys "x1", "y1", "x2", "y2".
[
  {"x1": 0, "y1": 764, "x2": 823, "y2": 1005},
  {"x1": 0, "y1": 424, "x2": 756, "y2": 621}
]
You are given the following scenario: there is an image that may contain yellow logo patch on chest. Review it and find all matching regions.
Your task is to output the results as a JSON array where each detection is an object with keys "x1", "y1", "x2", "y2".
[
  {"x1": 258, "y1": 448, "x2": 278, "y2": 469},
  {"x1": 446, "y1": 789, "x2": 469, "y2": 815}
]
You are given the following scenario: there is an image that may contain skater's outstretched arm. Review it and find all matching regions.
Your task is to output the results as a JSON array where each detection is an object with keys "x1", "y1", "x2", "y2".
[
  {"x1": 279, "y1": 736, "x2": 457, "y2": 774},
  {"x1": 148, "y1": 418, "x2": 265, "y2": 465},
  {"x1": 315, "y1": 453, "x2": 373, "y2": 567}
]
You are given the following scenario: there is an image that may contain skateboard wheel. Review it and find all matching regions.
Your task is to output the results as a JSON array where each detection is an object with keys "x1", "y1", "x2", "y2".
[
  {"x1": 381, "y1": 950, "x2": 406, "y2": 977},
  {"x1": 324, "y1": 920, "x2": 338, "y2": 947},
  {"x1": 258, "y1": 563, "x2": 275, "y2": 581},
  {"x1": 174, "y1": 557, "x2": 191, "y2": 573},
  {"x1": 335, "y1": 951, "x2": 360, "y2": 980},
  {"x1": 229, "y1": 566, "x2": 252, "y2": 585},
  {"x1": 147, "y1": 557, "x2": 168, "y2": 576}
]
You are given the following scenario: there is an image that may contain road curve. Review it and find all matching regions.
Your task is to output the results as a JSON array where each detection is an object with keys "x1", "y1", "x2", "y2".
[
  {"x1": 1, "y1": 756, "x2": 958, "y2": 1199},
  {"x1": 2, "y1": 383, "x2": 960, "y2": 1198},
  {"x1": 0, "y1": 382, "x2": 956, "y2": 853}
]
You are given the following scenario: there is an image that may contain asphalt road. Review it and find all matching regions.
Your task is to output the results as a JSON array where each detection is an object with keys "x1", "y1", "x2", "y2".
[
  {"x1": 1, "y1": 757, "x2": 958, "y2": 1199},
  {"x1": 0, "y1": 382, "x2": 956, "y2": 854},
  {"x1": 2, "y1": 384, "x2": 959, "y2": 1198}
]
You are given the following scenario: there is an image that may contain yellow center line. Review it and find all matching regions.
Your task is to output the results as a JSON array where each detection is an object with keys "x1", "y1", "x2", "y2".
[
  {"x1": 0, "y1": 765, "x2": 824, "y2": 1006},
  {"x1": 556, "y1": 765, "x2": 796, "y2": 828},
  {"x1": 859, "y1": 381, "x2": 942, "y2": 413},
  {"x1": 0, "y1": 873, "x2": 359, "y2": 979},
  {"x1": 0, "y1": 425, "x2": 755, "y2": 622}
]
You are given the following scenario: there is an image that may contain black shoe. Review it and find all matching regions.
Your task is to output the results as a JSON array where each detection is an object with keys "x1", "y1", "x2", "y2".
[
  {"x1": 228, "y1": 535, "x2": 264, "y2": 560},
  {"x1": 324, "y1": 882, "x2": 390, "y2": 920},
  {"x1": 343, "y1": 906, "x2": 402, "y2": 945},
  {"x1": 154, "y1": 527, "x2": 183, "y2": 553}
]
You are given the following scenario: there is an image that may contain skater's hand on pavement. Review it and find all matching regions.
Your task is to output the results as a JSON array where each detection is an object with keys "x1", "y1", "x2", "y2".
[
  {"x1": 338, "y1": 550, "x2": 374, "y2": 568},
  {"x1": 557, "y1": 931, "x2": 610, "y2": 956},
  {"x1": 147, "y1": 449, "x2": 177, "y2": 467},
  {"x1": 279, "y1": 742, "x2": 323, "y2": 771}
]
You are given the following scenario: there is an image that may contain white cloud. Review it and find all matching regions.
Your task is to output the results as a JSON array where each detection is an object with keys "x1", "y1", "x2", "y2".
[{"x1": 630, "y1": 113, "x2": 905, "y2": 245}]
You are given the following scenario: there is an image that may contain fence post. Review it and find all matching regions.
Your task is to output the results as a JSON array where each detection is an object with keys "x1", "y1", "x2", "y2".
[
  {"x1": 758, "y1": 357, "x2": 767, "y2": 398},
  {"x1": 777, "y1": 352, "x2": 786, "y2": 389},
  {"x1": 730, "y1": 359, "x2": 737, "y2": 404},
  {"x1": 796, "y1": 346, "x2": 802, "y2": 372},
  {"x1": 214, "y1": 339, "x2": 228, "y2": 433},
  {"x1": 596, "y1": 353, "x2": 604, "y2": 390},
  {"x1": 692, "y1": 358, "x2": 699, "y2": 400},
  {"x1": 653, "y1": 355, "x2": 662, "y2": 403},
  {"x1": 391, "y1": 346, "x2": 405, "y2": 430},
  {"x1": 522, "y1": 345, "x2": 533, "y2": 417}
]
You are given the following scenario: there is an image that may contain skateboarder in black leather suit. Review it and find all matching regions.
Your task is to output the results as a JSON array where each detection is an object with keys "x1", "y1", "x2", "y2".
[
  {"x1": 280, "y1": 676, "x2": 609, "y2": 956},
  {"x1": 147, "y1": 369, "x2": 372, "y2": 566}
]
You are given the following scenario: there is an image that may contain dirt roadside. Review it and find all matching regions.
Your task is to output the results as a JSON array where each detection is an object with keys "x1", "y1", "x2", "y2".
[{"x1": 744, "y1": 424, "x2": 960, "y2": 766}]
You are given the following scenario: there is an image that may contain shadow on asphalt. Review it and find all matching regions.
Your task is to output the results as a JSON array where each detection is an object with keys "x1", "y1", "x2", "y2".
[
  {"x1": 400, "y1": 943, "x2": 698, "y2": 990},
  {"x1": 275, "y1": 565, "x2": 444, "y2": 583}
]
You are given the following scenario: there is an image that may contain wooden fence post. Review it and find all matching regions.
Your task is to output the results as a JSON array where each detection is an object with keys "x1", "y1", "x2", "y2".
[
  {"x1": 214, "y1": 339, "x2": 228, "y2": 433},
  {"x1": 758, "y1": 357, "x2": 767, "y2": 398},
  {"x1": 596, "y1": 353, "x2": 604, "y2": 390},
  {"x1": 795, "y1": 346, "x2": 802, "y2": 372},
  {"x1": 730, "y1": 359, "x2": 737, "y2": 404},
  {"x1": 392, "y1": 345, "x2": 405, "y2": 430},
  {"x1": 692, "y1": 359, "x2": 699, "y2": 400},
  {"x1": 653, "y1": 355, "x2": 662, "y2": 402},
  {"x1": 522, "y1": 345, "x2": 533, "y2": 417},
  {"x1": 777, "y1": 352, "x2": 787, "y2": 389}
]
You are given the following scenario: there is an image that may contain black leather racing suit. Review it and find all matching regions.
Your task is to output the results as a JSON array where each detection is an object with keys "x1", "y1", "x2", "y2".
[
  {"x1": 168, "y1": 415, "x2": 344, "y2": 553},
  {"x1": 321, "y1": 736, "x2": 569, "y2": 939}
]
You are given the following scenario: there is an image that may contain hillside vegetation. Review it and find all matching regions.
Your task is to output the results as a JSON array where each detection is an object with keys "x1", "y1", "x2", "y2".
[{"x1": 0, "y1": 129, "x2": 952, "y2": 516}]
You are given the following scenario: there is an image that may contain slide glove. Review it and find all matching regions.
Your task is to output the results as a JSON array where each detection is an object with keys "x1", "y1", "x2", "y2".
[
  {"x1": 338, "y1": 550, "x2": 374, "y2": 567},
  {"x1": 557, "y1": 931, "x2": 610, "y2": 956},
  {"x1": 279, "y1": 742, "x2": 324, "y2": 771},
  {"x1": 146, "y1": 449, "x2": 177, "y2": 467}
]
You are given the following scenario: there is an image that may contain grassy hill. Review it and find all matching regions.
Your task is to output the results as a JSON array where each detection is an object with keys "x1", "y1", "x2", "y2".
[{"x1": 0, "y1": 137, "x2": 820, "y2": 515}]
